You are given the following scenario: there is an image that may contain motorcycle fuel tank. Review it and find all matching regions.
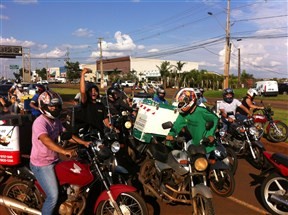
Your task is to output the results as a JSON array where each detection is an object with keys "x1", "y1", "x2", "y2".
[{"x1": 55, "y1": 160, "x2": 94, "y2": 186}]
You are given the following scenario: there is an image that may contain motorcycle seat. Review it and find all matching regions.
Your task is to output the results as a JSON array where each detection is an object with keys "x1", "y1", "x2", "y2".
[
  {"x1": 271, "y1": 153, "x2": 288, "y2": 167},
  {"x1": 148, "y1": 143, "x2": 170, "y2": 163}
]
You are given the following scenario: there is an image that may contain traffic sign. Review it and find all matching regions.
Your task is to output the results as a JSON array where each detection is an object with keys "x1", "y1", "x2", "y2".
[{"x1": 9, "y1": 65, "x2": 19, "y2": 69}]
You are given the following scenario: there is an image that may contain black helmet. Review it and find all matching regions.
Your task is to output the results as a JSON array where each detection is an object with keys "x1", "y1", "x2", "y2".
[
  {"x1": 107, "y1": 87, "x2": 119, "y2": 100},
  {"x1": 35, "y1": 84, "x2": 46, "y2": 94},
  {"x1": 157, "y1": 87, "x2": 166, "y2": 97},
  {"x1": 38, "y1": 90, "x2": 63, "y2": 119},
  {"x1": 223, "y1": 88, "x2": 234, "y2": 104},
  {"x1": 111, "y1": 82, "x2": 122, "y2": 90}
]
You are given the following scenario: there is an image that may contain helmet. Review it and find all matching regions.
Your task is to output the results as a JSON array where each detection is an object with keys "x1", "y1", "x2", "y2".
[
  {"x1": 107, "y1": 87, "x2": 119, "y2": 100},
  {"x1": 157, "y1": 87, "x2": 166, "y2": 97},
  {"x1": 199, "y1": 88, "x2": 204, "y2": 93},
  {"x1": 247, "y1": 88, "x2": 258, "y2": 98},
  {"x1": 177, "y1": 90, "x2": 197, "y2": 114},
  {"x1": 35, "y1": 84, "x2": 46, "y2": 94},
  {"x1": 38, "y1": 90, "x2": 63, "y2": 119},
  {"x1": 112, "y1": 82, "x2": 122, "y2": 90},
  {"x1": 223, "y1": 88, "x2": 234, "y2": 104}
]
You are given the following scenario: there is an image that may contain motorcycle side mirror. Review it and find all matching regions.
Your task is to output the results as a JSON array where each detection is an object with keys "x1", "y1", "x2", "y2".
[
  {"x1": 162, "y1": 121, "x2": 173, "y2": 129},
  {"x1": 61, "y1": 132, "x2": 72, "y2": 141},
  {"x1": 205, "y1": 121, "x2": 214, "y2": 130}
]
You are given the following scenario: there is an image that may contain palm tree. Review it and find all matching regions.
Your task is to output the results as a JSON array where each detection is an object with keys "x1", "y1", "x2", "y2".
[
  {"x1": 173, "y1": 61, "x2": 186, "y2": 88},
  {"x1": 156, "y1": 61, "x2": 173, "y2": 89}
]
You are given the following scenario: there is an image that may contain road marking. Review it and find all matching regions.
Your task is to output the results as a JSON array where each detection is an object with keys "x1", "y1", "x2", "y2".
[{"x1": 228, "y1": 196, "x2": 269, "y2": 214}]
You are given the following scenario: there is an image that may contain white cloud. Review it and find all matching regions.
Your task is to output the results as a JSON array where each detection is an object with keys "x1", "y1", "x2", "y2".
[
  {"x1": 13, "y1": 0, "x2": 38, "y2": 4},
  {"x1": 0, "y1": 4, "x2": 6, "y2": 8},
  {"x1": 0, "y1": 15, "x2": 9, "y2": 20},
  {"x1": 72, "y1": 28, "x2": 94, "y2": 37},
  {"x1": 147, "y1": 48, "x2": 159, "y2": 53},
  {"x1": 102, "y1": 31, "x2": 136, "y2": 52}
]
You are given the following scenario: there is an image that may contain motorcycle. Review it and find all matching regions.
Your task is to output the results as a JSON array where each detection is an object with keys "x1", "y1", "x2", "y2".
[
  {"x1": 221, "y1": 117, "x2": 266, "y2": 170},
  {"x1": 207, "y1": 139, "x2": 236, "y2": 197},
  {"x1": 260, "y1": 151, "x2": 288, "y2": 215},
  {"x1": 138, "y1": 121, "x2": 215, "y2": 215},
  {"x1": 0, "y1": 131, "x2": 148, "y2": 215},
  {"x1": 252, "y1": 104, "x2": 288, "y2": 142}
]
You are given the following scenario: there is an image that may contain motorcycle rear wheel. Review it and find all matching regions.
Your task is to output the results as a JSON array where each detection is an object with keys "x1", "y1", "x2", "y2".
[
  {"x1": 267, "y1": 121, "x2": 288, "y2": 143},
  {"x1": 260, "y1": 172, "x2": 288, "y2": 215},
  {"x1": 194, "y1": 194, "x2": 215, "y2": 215},
  {"x1": 95, "y1": 191, "x2": 148, "y2": 215},
  {"x1": 2, "y1": 180, "x2": 42, "y2": 215},
  {"x1": 208, "y1": 169, "x2": 235, "y2": 197}
]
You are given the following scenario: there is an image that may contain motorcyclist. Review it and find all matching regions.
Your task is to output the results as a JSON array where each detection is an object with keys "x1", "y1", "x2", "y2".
[
  {"x1": 236, "y1": 88, "x2": 264, "y2": 116},
  {"x1": 166, "y1": 90, "x2": 219, "y2": 154},
  {"x1": 153, "y1": 87, "x2": 168, "y2": 104},
  {"x1": 29, "y1": 90, "x2": 90, "y2": 215},
  {"x1": 197, "y1": 88, "x2": 208, "y2": 106},
  {"x1": 30, "y1": 84, "x2": 46, "y2": 119},
  {"x1": 219, "y1": 88, "x2": 250, "y2": 131},
  {"x1": 80, "y1": 68, "x2": 111, "y2": 133},
  {"x1": 111, "y1": 82, "x2": 131, "y2": 106}
]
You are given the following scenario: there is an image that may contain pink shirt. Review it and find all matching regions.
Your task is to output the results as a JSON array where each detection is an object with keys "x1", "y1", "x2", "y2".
[{"x1": 30, "y1": 115, "x2": 64, "y2": 166}]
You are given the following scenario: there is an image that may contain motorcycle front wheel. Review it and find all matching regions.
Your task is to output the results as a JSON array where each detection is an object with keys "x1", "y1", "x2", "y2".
[
  {"x1": 260, "y1": 172, "x2": 288, "y2": 215},
  {"x1": 2, "y1": 180, "x2": 42, "y2": 215},
  {"x1": 246, "y1": 145, "x2": 265, "y2": 170},
  {"x1": 193, "y1": 194, "x2": 215, "y2": 215},
  {"x1": 208, "y1": 169, "x2": 235, "y2": 197},
  {"x1": 268, "y1": 121, "x2": 288, "y2": 143},
  {"x1": 95, "y1": 191, "x2": 148, "y2": 215}
]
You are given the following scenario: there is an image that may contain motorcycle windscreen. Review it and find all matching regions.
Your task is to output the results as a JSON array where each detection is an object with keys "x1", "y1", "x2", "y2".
[{"x1": 55, "y1": 160, "x2": 94, "y2": 186}]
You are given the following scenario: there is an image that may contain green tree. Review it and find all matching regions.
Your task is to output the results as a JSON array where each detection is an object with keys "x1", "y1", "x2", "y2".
[
  {"x1": 156, "y1": 61, "x2": 173, "y2": 89},
  {"x1": 65, "y1": 61, "x2": 81, "y2": 81},
  {"x1": 36, "y1": 68, "x2": 48, "y2": 80},
  {"x1": 173, "y1": 61, "x2": 186, "y2": 88}
]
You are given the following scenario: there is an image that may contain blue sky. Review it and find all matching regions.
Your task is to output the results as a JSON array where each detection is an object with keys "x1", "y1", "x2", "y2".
[{"x1": 0, "y1": 0, "x2": 287, "y2": 79}]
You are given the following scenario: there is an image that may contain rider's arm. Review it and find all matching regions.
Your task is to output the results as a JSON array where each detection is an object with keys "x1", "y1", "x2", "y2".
[
  {"x1": 239, "y1": 104, "x2": 250, "y2": 115},
  {"x1": 80, "y1": 69, "x2": 89, "y2": 104},
  {"x1": 246, "y1": 98, "x2": 264, "y2": 110}
]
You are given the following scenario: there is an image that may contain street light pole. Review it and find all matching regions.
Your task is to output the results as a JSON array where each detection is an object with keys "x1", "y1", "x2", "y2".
[
  {"x1": 223, "y1": 0, "x2": 231, "y2": 89},
  {"x1": 98, "y1": 38, "x2": 104, "y2": 89},
  {"x1": 238, "y1": 48, "x2": 241, "y2": 88}
]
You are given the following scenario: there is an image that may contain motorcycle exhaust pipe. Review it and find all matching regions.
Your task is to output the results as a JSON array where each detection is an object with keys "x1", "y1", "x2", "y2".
[
  {"x1": 0, "y1": 195, "x2": 41, "y2": 215},
  {"x1": 270, "y1": 194, "x2": 288, "y2": 206}
]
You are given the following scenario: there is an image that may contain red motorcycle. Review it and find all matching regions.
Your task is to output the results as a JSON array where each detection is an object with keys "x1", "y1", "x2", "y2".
[
  {"x1": 0, "y1": 132, "x2": 148, "y2": 215},
  {"x1": 260, "y1": 151, "x2": 288, "y2": 215},
  {"x1": 252, "y1": 105, "x2": 288, "y2": 142}
]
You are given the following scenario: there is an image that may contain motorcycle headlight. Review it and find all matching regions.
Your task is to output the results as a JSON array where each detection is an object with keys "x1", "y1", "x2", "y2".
[
  {"x1": 111, "y1": 141, "x2": 120, "y2": 153},
  {"x1": 124, "y1": 121, "x2": 132, "y2": 129},
  {"x1": 249, "y1": 127, "x2": 258, "y2": 136},
  {"x1": 219, "y1": 131, "x2": 226, "y2": 137},
  {"x1": 194, "y1": 157, "x2": 208, "y2": 171}
]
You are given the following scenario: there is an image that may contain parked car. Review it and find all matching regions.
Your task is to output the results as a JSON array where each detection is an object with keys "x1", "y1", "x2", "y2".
[
  {"x1": 121, "y1": 80, "x2": 135, "y2": 88},
  {"x1": 255, "y1": 80, "x2": 278, "y2": 96},
  {"x1": 37, "y1": 80, "x2": 49, "y2": 85},
  {"x1": 278, "y1": 83, "x2": 288, "y2": 95}
]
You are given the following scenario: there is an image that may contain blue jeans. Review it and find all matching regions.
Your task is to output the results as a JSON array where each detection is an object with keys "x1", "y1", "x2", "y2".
[{"x1": 30, "y1": 162, "x2": 59, "y2": 215}]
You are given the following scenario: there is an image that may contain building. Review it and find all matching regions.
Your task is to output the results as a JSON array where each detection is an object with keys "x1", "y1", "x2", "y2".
[{"x1": 95, "y1": 56, "x2": 199, "y2": 82}]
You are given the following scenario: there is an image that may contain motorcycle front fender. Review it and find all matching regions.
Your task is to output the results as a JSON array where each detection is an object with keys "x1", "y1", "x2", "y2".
[
  {"x1": 191, "y1": 184, "x2": 213, "y2": 199},
  {"x1": 210, "y1": 160, "x2": 229, "y2": 170},
  {"x1": 94, "y1": 184, "x2": 137, "y2": 212}
]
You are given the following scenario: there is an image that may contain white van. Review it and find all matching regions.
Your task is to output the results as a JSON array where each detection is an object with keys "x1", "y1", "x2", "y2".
[{"x1": 255, "y1": 80, "x2": 278, "y2": 96}]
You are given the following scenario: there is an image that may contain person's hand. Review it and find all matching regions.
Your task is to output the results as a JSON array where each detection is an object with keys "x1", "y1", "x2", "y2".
[
  {"x1": 166, "y1": 135, "x2": 174, "y2": 141},
  {"x1": 81, "y1": 68, "x2": 91, "y2": 75},
  {"x1": 64, "y1": 149, "x2": 77, "y2": 158},
  {"x1": 82, "y1": 141, "x2": 91, "y2": 148}
]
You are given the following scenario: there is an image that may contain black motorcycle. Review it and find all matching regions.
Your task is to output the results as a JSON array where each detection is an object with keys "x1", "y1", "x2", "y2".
[{"x1": 221, "y1": 117, "x2": 266, "y2": 170}]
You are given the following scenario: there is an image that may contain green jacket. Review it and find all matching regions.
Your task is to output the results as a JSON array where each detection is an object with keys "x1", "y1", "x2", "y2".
[{"x1": 168, "y1": 106, "x2": 219, "y2": 153}]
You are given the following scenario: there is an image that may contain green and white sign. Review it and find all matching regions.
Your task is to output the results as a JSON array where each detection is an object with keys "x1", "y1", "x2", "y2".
[{"x1": 10, "y1": 65, "x2": 19, "y2": 69}]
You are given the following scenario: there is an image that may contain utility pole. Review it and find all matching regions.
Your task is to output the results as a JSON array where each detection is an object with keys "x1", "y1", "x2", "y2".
[
  {"x1": 223, "y1": 0, "x2": 231, "y2": 89},
  {"x1": 98, "y1": 38, "x2": 104, "y2": 89},
  {"x1": 238, "y1": 48, "x2": 241, "y2": 88}
]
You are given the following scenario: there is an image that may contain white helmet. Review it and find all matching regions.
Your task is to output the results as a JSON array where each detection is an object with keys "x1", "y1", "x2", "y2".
[
  {"x1": 38, "y1": 90, "x2": 63, "y2": 119},
  {"x1": 247, "y1": 88, "x2": 258, "y2": 97}
]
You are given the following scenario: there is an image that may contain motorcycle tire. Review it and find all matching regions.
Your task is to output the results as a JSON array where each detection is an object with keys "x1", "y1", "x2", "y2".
[
  {"x1": 208, "y1": 169, "x2": 235, "y2": 197},
  {"x1": 194, "y1": 194, "x2": 215, "y2": 215},
  {"x1": 225, "y1": 147, "x2": 238, "y2": 175},
  {"x1": 95, "y1": 191, "x2": 148, "y2": 215},
  {"x1": 260, "y1": 172, "x2": 288, "y2": 215},
  {"x1": 246, "y1": 146, "x2": 265, "y2": 170},
  {"x1": 267, "y1": 121, "x2": 288, "y2": 143},
  {"x1": 2, "y1": 180, "x2": 42, "y2": 215}
]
